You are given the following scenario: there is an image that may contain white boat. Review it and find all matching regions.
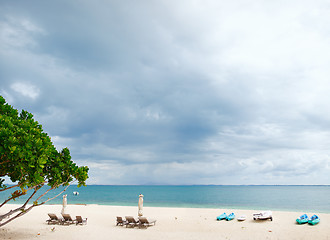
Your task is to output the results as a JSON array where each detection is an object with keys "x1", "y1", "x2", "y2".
[
  {"x1": 73, "y1": 191, "x2": 79, "y2": 196},
  {"x1": 237, "y1": 215, "x2": 247, "y2": 221},
  {"x1": 253, "y1": 211, "x2": 273, "y2": 221}
]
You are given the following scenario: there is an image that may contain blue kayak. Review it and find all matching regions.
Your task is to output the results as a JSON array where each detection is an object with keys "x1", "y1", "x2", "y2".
[
  {"x1": 308, "y1": 215, "x2": 320, "y2": 225},
  {"x1": 226, "y1": 212, "x2": 235, "y2": 221},
  {"x1": 217, "y1": 213, "x2": 227, "y2": 221},
  {"x1": 296, "y1": 214, "x2": 308, "y2": 224}
]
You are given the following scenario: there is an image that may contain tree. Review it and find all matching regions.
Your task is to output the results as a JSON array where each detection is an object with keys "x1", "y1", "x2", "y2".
[{"x1": 0, "y1": 96, "x2": 89, "y2": 227}]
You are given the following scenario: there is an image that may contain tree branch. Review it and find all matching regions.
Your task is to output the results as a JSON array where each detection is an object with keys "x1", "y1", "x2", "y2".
[
  {"x1": 34, "y1": 186, "x2": 55, "y2": 203},
  {"x1": 0, "y1": 194, "x2": 24, "y2": 209},
  {"x1": 21, "y1": 187, "x2": 38, "y2": 208},
  {"x1": 36, "y1": 179, "x2": 74, "y2": 206},
  {"x1": 0, "y1": 188, "x2": 38, "y2": 222},
  {"x1": 0, "y1": 206, "x2": 25, "y2": 222},
  {"x1": 0, "y1": 184, "x2": 41, "y2": 208},
  {"x1": 0, "y1": 201, "x2": 36, "y2": 227},
  {"x1": 0, "y1": 180, "x2": 74, "y2": 224},
  {"x1": 0, "y1": 183, "x2": 21, "y2": 192},
  {"x1": 0, "y1": 184, "x2": 40, "y2": 221},
  {"x1": 0, "y1": 154, "x2": 8, "y2": 161}
]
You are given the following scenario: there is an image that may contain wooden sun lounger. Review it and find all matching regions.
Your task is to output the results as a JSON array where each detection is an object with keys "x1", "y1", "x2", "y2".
[
  {"x1": 46, "y1": 213, "x2": 63, "y2": 225},
  {"x1": 125, "y1": 216, "x2": 139, "y2": 227},
  {"x1": 138, "y1": 217, "x2": 156, "y2": 228},
  {"x1": 76, "y1": 216, "x2": 88, "y2": 225},
  {"x1": 61, "y1": 213, "x2": 76, "y2": 225},
  {"x1": 116, "y1": 216, "x2": 127, "y2": 226}
]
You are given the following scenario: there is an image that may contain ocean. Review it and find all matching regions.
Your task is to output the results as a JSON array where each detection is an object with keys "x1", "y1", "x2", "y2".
[{"x1": 1, "y1": 185, "x2": 330, "y2": 213}]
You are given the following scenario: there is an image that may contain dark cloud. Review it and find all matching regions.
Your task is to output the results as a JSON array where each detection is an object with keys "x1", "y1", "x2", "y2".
[{"x1": 1, "y1": 0, "x2": 330, "y2": 184}]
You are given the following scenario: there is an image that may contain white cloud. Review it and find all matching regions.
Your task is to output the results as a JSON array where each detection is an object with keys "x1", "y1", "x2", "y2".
[
  {"x1": 10, "y1": 82, "x2": 40, "y2": 100},
  {"x1": 0, "y1": 17, "x2": 44, "y2": 49}
]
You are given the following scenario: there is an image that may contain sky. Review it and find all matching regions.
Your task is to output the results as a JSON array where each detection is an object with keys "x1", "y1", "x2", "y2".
[{"x1": 1, "y1": 0, "x2": 330, "y2": 185}]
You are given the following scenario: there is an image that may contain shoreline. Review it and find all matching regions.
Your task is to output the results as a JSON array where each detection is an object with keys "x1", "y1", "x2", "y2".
[
  {"x1": 1, "y1": 204, "x2": 329, "y2": 240},
  {"x1": 43, "y1": 203, "x2": 330, "y2": 214},
  {"x1": 6, "y1": 202, "x2": 329, "y2": 215}
]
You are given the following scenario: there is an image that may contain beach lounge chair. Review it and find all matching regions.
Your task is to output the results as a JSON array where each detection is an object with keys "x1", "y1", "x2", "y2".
[
  {"x1": 76, "y1": 216, "x2": 87, "y2": 225},
  {"x1": 138, "y1": 217, "x2": 156, "y2": 228},
  {"x1": 116, "y1": 216, "x2": 127, "y2": 226},
  {"x1": 125, "y1": 216, "x2": 139, "y2": 228},
  {"x1": 62, "y1": 213, "x2": 76, "y2": 225},
  {"x1": 46, "y1": 213, "x2": 62, "y2": 225}
]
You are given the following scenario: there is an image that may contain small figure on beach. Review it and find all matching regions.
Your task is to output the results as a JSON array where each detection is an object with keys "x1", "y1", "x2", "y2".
[{"x1": 138, "y1": 194, "x2": 144, "y2": 216}]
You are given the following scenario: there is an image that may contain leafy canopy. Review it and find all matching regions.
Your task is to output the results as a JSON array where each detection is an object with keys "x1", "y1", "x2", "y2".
[{"x1": 0, "y1": 96, "x2": 89, "y2": 227}]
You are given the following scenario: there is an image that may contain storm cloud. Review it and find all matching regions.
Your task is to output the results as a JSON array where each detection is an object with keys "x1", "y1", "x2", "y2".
[{"x1": 1, "y1": 0, "x2": 330, "y2": 184}]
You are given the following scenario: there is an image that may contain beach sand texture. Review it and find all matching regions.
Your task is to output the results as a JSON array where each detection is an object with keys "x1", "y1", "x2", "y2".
[{"x1": 0, "y1": 204, "x2": 329, "y2": 240}]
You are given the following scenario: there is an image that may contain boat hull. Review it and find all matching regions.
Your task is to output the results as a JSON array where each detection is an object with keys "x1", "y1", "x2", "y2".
[
  {"x1": 308, "y1": 219, "x2": 320, "y2": 225},
  {"x1": 237, "y1": 215, "x2": 246, "y2": 221},
  {"x1": 226, "y1": 213, "x2": 235, "y2": 221},
  {"x1": 296, "y1": 218, "x2": 308, "y2": 224},
  {"x1": 217, "y1": 213, "x2": 227, "y2": 221}
]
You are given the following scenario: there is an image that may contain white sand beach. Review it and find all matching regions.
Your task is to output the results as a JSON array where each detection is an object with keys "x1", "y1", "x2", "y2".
[{"x1": 0, "y1": 204, "x2": 329, "y2": 240}]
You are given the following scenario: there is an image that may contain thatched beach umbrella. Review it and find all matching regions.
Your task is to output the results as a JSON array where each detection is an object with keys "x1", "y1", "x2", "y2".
[
  {"x1": 61, "y1": 194, "x2": 67, "y2": 215},
  {"x1": 138, "y1": 194, "x2": 144, "y2": 216}
]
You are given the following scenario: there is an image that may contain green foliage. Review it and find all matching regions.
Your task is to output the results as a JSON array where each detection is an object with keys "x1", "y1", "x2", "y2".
[{"x1": 0, "y1": 95, "x2": 89, "y2": 223}]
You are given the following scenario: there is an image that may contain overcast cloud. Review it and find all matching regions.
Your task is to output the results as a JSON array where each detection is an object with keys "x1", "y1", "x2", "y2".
[{"x1": 1, "y1": 0, "x2": 330, "y2": 185}]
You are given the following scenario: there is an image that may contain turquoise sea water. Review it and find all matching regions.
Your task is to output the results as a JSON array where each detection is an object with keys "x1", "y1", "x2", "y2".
[{"x1": 1, "y1": 185, "x2": 330, "y2": 213}]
